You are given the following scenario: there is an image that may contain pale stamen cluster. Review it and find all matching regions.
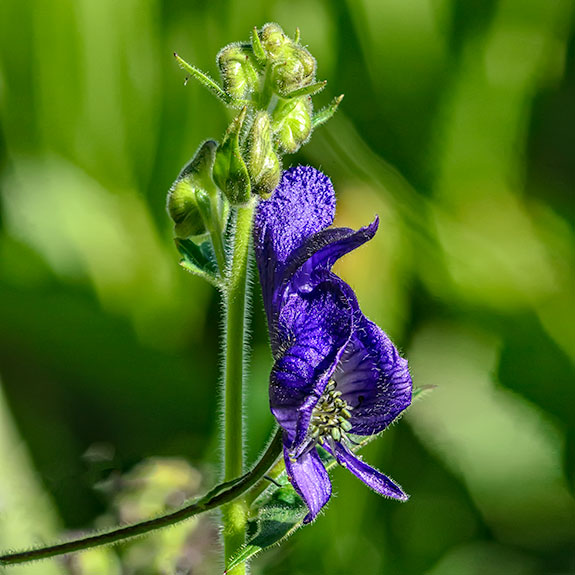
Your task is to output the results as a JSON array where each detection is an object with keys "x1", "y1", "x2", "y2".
[{"x1": 309, "y1": 380, "x2": 353, "y2": 443}]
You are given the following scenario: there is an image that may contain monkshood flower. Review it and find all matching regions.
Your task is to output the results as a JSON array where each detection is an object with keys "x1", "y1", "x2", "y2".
[{"x1": 254, "y1": 166, "x2": 412, "y2": 523}]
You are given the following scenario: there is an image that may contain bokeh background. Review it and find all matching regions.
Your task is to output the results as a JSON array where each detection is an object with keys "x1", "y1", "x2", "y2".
[{"x1": 0, "y1": 0, "x2": 574, "y2": 574}]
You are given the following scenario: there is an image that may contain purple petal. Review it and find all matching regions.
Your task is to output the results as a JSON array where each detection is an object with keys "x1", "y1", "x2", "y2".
[
  {"x1": 284, "y1": 443, "x2": 332, "y2": 523},
  {"x1": 270, "y1": 277, "x2": 354, "y2": 447},
  {"x1": 333, "y1": 441, "x2": 408, "y2": 501},
  {"x1": 334, "y1": 315, "x2": 412, "y2": 435},
  {"x1": 283, "y1": 218, "x2": 379, "y2": 297},
  {"x1": 254, "y1": 166, "x2": 335, "y2": 320}
]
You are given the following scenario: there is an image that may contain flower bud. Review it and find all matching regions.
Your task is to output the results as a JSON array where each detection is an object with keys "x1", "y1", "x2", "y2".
[
  {"x1": 166, "y1": 140, "x2": 218, "y2": 238},
  {"x1": 167, "y1": 181, "x2": 210, "y2": 238},
  {"x1": 259, "y1": 23, "x2": 289, "y2": 58},
  {"x1": 272, "y1": 96, "x2": 312, "y2": 154},
  {"x1": 217, "y1": 43, "x2": 259, "y2": 101},
  {"x1": 247, "y1": 111, "x2": 281, "y2": 198},
  {"x1": 180, "y1": 139, "x2": 218, "y2": 193},
  {"x1": 271, "y1": 46, "x2": 316, "y2": 96},
  {"x1": 213, "y1": 107, "x2": 251, "y2": 205}
]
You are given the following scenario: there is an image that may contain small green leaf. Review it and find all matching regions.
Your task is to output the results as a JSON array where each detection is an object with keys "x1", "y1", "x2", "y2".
[
  {"x1": 312, "y1": 94, "x2": 344, "y2": 129},
  {"x1": 251, "y1": 27, "x2": 266, "y2": 64},
  {"x1": 227, "y1": 482, "x2": 307, "y2": 571},
  {"x1": 283, "y1": 80, "x2": 326, "y2": 100},
  {"x1": 174, "y1": 53, "x2": 234, "y2": 106},
  {"x1": 412, "y1": 384, "x2": 436, "y2": 403},
  {"x1": 175, "y1": 238, "x2": 222, "y2": 287}
]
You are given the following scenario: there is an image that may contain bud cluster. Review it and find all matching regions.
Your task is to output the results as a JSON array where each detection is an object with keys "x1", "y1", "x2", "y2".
[{"x1": 168, "y1": 24, "x2": 343, "y2": 280}]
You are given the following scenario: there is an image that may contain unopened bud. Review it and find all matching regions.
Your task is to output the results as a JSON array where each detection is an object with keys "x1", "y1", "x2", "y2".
[
  {"x1": 213, "y1": 107, "x2": 251, "y2": 205},
  {"x1": 272, "y1": 96, "x2": 312, "y2": 153},
  {"x1": 259, "y1": 23, "x2": 289, "y2": 58},
  {"x1": 167, "y1": 140, "x2": 218, "y2": 238},
  {"x1": 247, "y1": 111, "x2": 281, "y2": 198},
  {"x1": 217, "y1": 43, "x2": 259, "y2": 101},
  {"x1": 271, "y1": 45, "x2": 316, "y2": 96},
  {"x1": 167, "y1": 181, "x2": 210, "y2": 238},
  {"x1": 179, "y1": 140, "x2": 218, "y2": 192}
]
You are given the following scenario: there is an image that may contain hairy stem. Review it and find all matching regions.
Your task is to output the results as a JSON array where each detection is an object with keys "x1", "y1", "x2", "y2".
[
  {"x1": 222, "y1": 199, "x2": 256, "y2": 574},
  {"x1": 210, "y1": 218, "x2": 227, "y2": 275},
  {"x1": 0, "y1": 429, "x2": 282, "y2": 567}
]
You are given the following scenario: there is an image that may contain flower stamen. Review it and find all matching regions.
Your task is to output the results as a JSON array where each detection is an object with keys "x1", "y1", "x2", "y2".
[{"x1": 308, "y1": 380, "x2": 353, "y2": 446}]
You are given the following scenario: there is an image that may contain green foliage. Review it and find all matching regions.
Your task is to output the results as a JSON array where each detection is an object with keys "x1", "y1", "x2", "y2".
[
  {"x1": 175, "y1": 238, "x2": 221, "y2": 287},
  {"x1": 228, "y1": 481, "x2": 307, "y2": 571}
]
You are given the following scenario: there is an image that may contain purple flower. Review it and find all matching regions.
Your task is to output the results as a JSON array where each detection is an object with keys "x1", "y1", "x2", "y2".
[{"x1": 254, "y1": 166, "x2": 412, "y2": 523}]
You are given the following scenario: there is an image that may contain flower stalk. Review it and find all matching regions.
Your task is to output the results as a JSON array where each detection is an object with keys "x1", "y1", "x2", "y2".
[
  {"x1": 0, "y1": 429, "x2": 283, "y2": 567},
  {"x1": 222, "y1": 200, "x2": 256, "y2": 573}
]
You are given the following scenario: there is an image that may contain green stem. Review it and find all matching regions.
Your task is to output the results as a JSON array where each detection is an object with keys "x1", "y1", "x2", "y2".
[
  {"x1": 0, "y1": 429, "x2": 283, "y2": 567},
  {"x1": 222, "y1": 199, "x2": 256, "y2": 573},
  {"x1": 210, "y1": 219, "x2": 227, "y2": 276},
  {"x1": 245, "y1": 455, "x2": 285, "y2": 506},
  {"x1": 256, "y1": 63, "x2": 274, "y2": 111}
]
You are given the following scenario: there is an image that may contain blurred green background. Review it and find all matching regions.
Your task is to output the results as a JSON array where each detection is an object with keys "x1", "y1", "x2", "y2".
[{"x1": 0, "y1": 0, "x2": 574, "y2": 574}]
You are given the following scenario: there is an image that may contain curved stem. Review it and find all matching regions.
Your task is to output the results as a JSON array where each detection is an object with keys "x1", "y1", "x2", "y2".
[
  {"x1": 245, "y1": 453, "x2": 285, "y2": 506},
  {"x1": 0, "y1": 429, "x2": 283, "y2": 567},
  {"x1": 222, "y1": 199, "x2": 256, "y2": 574}
]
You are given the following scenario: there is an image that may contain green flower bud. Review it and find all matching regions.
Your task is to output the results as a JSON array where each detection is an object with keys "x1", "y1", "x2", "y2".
[
  {"x1": 167, "y1": 140, "x2": 218, "y2": 238},
  {"x1": 180, "y1": 139, "x2": 218, "y2": 194},
  {"x1": 217, "y1": 43, "x2": 259, "y2": 101},
  {"x1": 247, "y1": 111, "x2": 282, "y2": 198},
  {"x1": 254, "y1": 149, "x2": 281, "y2": 199},
  {"x1": 213, "y1": 107, "x2": 251, "y2": 205},
  {"x1": 272, "y1": 45, "x2": 316, "y2": 96},
  {"x1": 259, "y1": 23, "x2": 289, "y2": 58},
  {"x1": 272, "y1": 96, "x2": 312, "y2": 154},
  {"x1": 167, "y1": 181, "x2": 210, "y2": 238}
]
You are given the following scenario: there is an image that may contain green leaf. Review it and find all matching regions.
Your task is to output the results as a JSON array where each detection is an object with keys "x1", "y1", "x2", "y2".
[
  {"x1": 283, "y1": 80, "x2": 326, "y2": 100},
  {"x1": 227, "y1": 480, "x2": 306, "y2": 572},
  {"x1": 251, "y1": 26, "x2": 266, "y2": 64},
  {"x1": 175, "y1": 238, "x2": 222, "y2": 287},
  {"x1": 227, "y1": 386, "x2": 434, "y2": 570},
  {"x1": 174, "y1": 53, "x2": 234, "y2": 106},
  {"x1": 312, "y1": 94, "x2": 344, "y2": 129}
]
